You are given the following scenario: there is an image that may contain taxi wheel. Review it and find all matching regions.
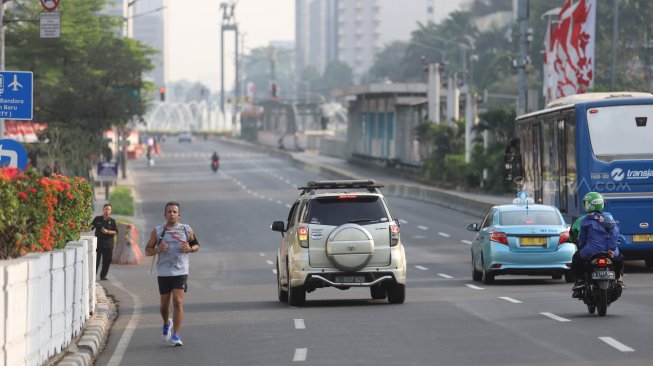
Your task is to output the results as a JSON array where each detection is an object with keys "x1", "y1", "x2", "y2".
[
  {"x1": 564, "y1": 271, "x2": 575, "y2": 283},
  {"x1": 471, "y1": 256, "x2": 482, "y2": 281},
  {"x1": 481, "y1": 257, "x2": 494, "y2": 284}
]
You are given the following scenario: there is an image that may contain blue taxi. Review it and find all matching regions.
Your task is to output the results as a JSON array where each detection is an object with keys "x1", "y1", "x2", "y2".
[{"x1": 467, "y1": 193, "x2": 575, "y2": 284}]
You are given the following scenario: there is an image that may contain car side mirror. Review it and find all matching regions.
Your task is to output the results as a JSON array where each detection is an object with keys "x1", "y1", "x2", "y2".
[
  {"x1": 271, "y1": 221, "x2": 286, "y2": 232},
  {"x1": 466, "y1": 223, "x2": 479, "y2": 232}
]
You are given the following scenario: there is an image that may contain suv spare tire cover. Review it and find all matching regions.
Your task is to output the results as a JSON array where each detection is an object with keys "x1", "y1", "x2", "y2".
[{"x1": 326, "y1": 223, "x2": 374, "y2": 272}]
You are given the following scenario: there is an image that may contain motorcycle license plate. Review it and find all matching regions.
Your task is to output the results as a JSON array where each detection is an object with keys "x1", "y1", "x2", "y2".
[
  {"x1": 335, "y1": 275, "x2": 366, "y2": 283},
  {"x1": 591, "y1": 271, "x2": 615, "y2": 280}
]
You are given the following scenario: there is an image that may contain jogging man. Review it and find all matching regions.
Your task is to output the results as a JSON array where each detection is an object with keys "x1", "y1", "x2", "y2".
[{"x1": 145, "y1": 201, "x2": 200, "y2": 347}]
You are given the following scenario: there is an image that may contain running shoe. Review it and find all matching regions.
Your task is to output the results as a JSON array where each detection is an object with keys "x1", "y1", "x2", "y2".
[
  {"x1": 162, "y1": 318, "x2": 173, "y2": 342},
  {"x1": 171, "y1": 333, "x2": 183, "y2": 347}
]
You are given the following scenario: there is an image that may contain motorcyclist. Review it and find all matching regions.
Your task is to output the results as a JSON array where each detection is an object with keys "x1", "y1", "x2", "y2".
[
  {"x1": 211, "y1": 151, "x2": 220, "y2": 172},
  {"x1": 570, "y1": 192, "x2": 625, "y2": 297}
]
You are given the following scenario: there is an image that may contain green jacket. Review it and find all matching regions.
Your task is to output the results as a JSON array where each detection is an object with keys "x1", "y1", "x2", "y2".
[{"x1": 569, "y1": 215, "x2": 587, "y2": 244}]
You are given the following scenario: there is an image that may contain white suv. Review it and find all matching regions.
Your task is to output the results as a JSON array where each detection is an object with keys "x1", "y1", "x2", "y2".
[{"x1": 271, "y1": 180, "x2": 407, "y2": 306}]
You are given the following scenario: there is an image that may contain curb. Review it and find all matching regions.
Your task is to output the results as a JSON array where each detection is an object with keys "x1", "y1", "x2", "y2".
[{"x1": 48, "y1": 285, "x2": 117, "y2": 366}]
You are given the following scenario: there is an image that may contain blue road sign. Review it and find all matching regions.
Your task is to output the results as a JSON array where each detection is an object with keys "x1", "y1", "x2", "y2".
[
  {"x1": 0, "y1": 71, "x2": 33, "y2": 120},
  {"x1": 0, "y1": 138, "x2": 29, "y2": 170},
  {"x1": 97, "y1": 161, "x2": 118, "y2": 181}
]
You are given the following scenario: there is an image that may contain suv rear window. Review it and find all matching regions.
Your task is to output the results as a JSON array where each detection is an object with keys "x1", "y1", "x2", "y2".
[{"x1": 304, "y1": 196, "x2": 389, "y2": 226}]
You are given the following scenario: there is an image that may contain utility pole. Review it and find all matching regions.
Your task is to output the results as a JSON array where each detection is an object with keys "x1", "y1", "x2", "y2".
[
  {"x1": 610, "y1": 0, "x2": 619, "y2": 90},
  {"x1": 517, "y1": 0, "x2": 529, "y2": 116},
  {"x1": 220, "y1": 1, "x2": 238, "y2": 123}
]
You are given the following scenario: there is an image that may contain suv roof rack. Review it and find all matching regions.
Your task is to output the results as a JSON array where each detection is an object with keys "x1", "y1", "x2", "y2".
[{"x1": 299, "y1": 180, "x2": 384, "y2": 194}]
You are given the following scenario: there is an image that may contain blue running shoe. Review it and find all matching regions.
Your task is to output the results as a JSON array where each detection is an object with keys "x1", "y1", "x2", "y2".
[
  {"x1": 171, "y1": 333, "x2": 183, "y2": 347},
  {"x1": 162, "y1": 319, "x2": 173, "y2": 342}
]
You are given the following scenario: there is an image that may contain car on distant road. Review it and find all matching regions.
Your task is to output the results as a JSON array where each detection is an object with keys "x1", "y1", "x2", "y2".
[
  {"x1": 271, "y1": 180, "x2": 406, "y2": 306},
  {"x1": 467, "y1": 194, "x2": 575, "y2": 284},
  {"x1": 178, "y1": 131, "x2": 192, "y2": 143}
]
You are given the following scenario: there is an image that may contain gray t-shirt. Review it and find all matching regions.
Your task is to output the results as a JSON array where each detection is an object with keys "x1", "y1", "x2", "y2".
[{"x1": 155, "y1": 223, "x2": 192, "y2": 276}]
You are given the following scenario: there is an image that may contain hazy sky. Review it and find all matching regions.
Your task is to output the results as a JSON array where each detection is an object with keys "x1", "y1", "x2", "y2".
[{"x1": 167, "y1": 0, "x2": 295, "y2": 92}]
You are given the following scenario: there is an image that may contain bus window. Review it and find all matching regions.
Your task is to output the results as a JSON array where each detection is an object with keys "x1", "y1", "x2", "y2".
[{"x1": 587, "y1": 105, "x2": 653, "y2": 161}]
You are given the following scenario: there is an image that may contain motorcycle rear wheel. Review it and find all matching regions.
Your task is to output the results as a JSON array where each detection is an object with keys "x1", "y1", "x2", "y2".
[{"x1": 597, "y1": 288, "x2": 608, "y2": 316}]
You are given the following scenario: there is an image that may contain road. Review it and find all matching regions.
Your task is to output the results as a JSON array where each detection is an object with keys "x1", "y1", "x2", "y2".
[{"x1": 94, "y1": 138, "x2": 653, "y2": 366}]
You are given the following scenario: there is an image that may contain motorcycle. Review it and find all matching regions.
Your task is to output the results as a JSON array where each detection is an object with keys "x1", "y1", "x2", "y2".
[
  {"x1": 211, "y1": 159, "x2": 219, "y2": 173},
  {"x1": 577, "y1": 252, "x2": 622, "y2": 316}
]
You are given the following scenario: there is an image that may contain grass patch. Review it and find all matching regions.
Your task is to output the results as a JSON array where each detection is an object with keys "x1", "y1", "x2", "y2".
[{"x1": 109, "y1": 186, "x2": 135, "y2": 216}]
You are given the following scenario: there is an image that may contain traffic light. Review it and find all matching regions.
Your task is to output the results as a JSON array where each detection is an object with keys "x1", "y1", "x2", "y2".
[{"x1": 159, "y1": 87, "x2": 166, "y2": 102}]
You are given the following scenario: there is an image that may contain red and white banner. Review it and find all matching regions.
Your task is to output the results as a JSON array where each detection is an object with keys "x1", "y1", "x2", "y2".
[
  {"x1": 543, "y1": 0, "x2": 596, "y2": 104},
  {"x1": 3, "y1": 121, "x2": 48, "y2": 143}
]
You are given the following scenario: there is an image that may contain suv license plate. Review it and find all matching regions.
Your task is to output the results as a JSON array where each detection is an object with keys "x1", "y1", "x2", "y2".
[
  {"x1": 591, "y1": 271, "x2": 615, "y2": 280},
  {"x1": 335, "y1": 275, "x2": 366, "y2": 283}
]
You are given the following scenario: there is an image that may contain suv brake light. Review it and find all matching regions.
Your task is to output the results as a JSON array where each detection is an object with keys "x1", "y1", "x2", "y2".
[
  {"x1": 390, "y1": 224, "x2": 400, "y2": 246},
  {"x1": 338, "y1": 195, "x2": 357, "y2": 199},
  {"x1": 489, "y1": 231, "x2": 508, "y2": 245},
  {"x1": 298, "y1": 226, "x2": 309, "y2": 248}
]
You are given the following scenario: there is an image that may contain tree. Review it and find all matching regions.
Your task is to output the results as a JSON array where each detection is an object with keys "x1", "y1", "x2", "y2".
[
  {"x1": 365, "y1": 41, "x2": 408, "y2": 83},
  {"x1": 320, "y1": 60, "x2": 353, "y2": 96},
  {"x1": 5, "y1": 0, "x2": 155, "y2": 176}
]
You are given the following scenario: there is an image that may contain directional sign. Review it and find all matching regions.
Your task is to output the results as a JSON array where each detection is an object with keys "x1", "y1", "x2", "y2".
[
  {"x1": 0, "y1": 138, "x2": 29, "y2": 170},
  {"x1": 96, "y1": 162, "x2": 118, "y2": 181},
  {"x1": 0, "y1": 71, "x2": 33, "y2": 120}
]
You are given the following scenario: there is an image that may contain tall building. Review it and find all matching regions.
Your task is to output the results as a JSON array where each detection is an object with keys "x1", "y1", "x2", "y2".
[
  {"x1": 130, "y1": 0, "x2": 167, "y2": 90},
  {"x1": 296, "y1": 0, "x2": 461, "y2": 83}
]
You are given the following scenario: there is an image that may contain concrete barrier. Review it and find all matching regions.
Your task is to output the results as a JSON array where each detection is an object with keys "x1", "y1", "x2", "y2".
[{"x1": 0, "y1": 237, "x2": 97, "y2": 366}]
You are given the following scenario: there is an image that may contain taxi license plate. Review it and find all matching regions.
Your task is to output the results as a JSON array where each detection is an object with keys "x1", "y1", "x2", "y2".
[
  {"x1": 633, "y1": 234, "x2": 653, "y2": 242},
  {"x1": 520, "y1": 237, "x2": 547, "y2": 246},
  {"x1": 335, "y1": 275, "x2": 365, "y2": 283},
  {"x1": 591, "y1": 271, "x2": 615, "y2": 280}
]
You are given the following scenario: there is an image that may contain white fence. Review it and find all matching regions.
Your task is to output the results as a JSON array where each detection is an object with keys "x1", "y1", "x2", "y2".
[{"x1": 0, "y1": 235, "x2": 97, "y2": 366}]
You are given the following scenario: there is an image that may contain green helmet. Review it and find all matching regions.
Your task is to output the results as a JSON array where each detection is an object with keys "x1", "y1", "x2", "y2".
[{"x1": 583, "y1": 192, "x2": 604, "y2": 212}]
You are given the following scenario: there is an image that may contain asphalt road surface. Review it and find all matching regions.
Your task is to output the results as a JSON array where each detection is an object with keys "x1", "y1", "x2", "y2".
[{"x1": 94, "y1": 138, "x2": 653, "y2": 366}]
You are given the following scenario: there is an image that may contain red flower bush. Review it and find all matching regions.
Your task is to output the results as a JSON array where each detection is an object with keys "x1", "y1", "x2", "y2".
[{"x1": 0, "y1": 168, "x2": 93, "y2": 259}]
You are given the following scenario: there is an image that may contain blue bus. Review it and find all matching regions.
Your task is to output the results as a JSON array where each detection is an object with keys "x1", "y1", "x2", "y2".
[{"x1": 506, "y1": 92, "x2": 653, "y2": 266}]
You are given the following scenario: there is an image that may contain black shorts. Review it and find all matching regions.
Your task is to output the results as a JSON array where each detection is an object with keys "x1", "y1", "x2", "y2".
[{"x1": 158, "y1": 275, "x2": 188, "y2": 295}]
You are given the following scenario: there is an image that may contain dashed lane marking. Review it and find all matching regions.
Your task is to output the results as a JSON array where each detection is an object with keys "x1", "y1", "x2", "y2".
[
  {"x1": 437, "y1": 273, "x2": 453, "y2": 279},
  {"x1": 266, "y1": 260, "x2": 274, "y2": 265},
  {"x1": 293, "y1": 348, "x2": 308, "y2": 362},
  {"x1": 399, "y1": 219, "x2": 408, "y2": 224},
  {"x1": 418, "y1": 225, "x2": 428, "y2": 231},
  {"x1": 259, "y1": 253, "x2": 266, "y2": 257},
  {"x1": 294, "y1": 319, "x2": 306, "y2": 330},
  {"x1": 415, "y1": 265, "x2": 428, "y2": 270},
  {"x1": 599, "y1": 337, "x2": 634, "y2": 352},
  {"x1": 499, "y1": 296, "x2": 522, "y2": 303},
  {"x1": 466, "y1": 284, "x2": 483, "y2": 290},
  {"x1": 540, "y1": 312, "x2": 571, "y2": 322},
  {"x1": 461, "y1": 240, "x2": 473, "y2": 245},
  {"x1": 438, "y1": 232, "x2": 450, "y2": 238}
]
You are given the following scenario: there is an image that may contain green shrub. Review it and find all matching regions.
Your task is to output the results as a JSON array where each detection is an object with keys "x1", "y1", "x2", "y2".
[{"x1": 109, "y1": 186, "x2": 135, "y2": 216}]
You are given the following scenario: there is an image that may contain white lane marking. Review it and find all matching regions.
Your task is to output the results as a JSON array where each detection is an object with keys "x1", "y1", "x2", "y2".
[
  {"x1": 461, "y1": 240, "x2": 473, "y2": 245},
  {"x1": 106, "y1": 278, "x2": 142, "y2": 366},
  {"x1": 293, "y1": 348, "x2": 308, "y2": 362},
  {"x1": 266, "y1": 260, "x2": 274, "y2": 265},
  {"x1": 438, "y1": 232, "x2": 450, "y2": 238},
  {"x1": 540, "y1": 312, "x2": 571, "y2": 322},
  {"x1": 499, "y1": 296, "x2": 522, "y2": 304},
  {"x1": 417, "y1": 225, "x2": 428, "y2": 231},
  {"x1": 268, "y1": 197, "x2": 274, "y2": 202},
  {"x1": 294, "y1": 319, "x2": 306, "y2": 329},
  {"x1": 438, "y1": 273, "x2": 453, "y2": 279},
  {"x1": 399, "y1": 219, "x2": 408, "y2": 224},
  {"x1": 411, "y1": 235, "x2": 427, "y2": 239},
  {"x1": 286, "y1": 204, "x2": 292, "y2": 208},
  {"x1": 599, "y1": 337, "x2": 634, "y2": 352},
  {"x1": 276, "y1": 200, "x2": 283, "y2": 205},
  {"x1": 272, "y1": 269, "x2": 277, "y2": 274},
  {"x1": 466, "y1": 284, "x2": 484, "y2": 290},
  {"x1": 259, "y1": 253, "x2": 266, "y2": 257},
  {"x1": 414, "y1": 265, "x2": 428, "y2": 270}
]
